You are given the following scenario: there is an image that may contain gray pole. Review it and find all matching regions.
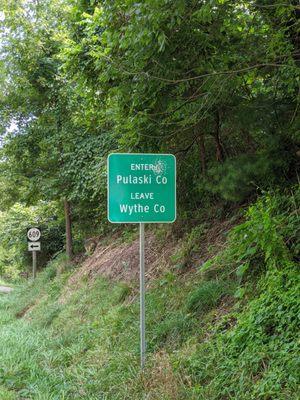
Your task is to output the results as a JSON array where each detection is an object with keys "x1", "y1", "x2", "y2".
[
  {"x1": 32, "y1": 251, "x2": 37, "y2": 279},
  {"x1": 139, "y1": 222, "x2": 146, "y2": 369}
]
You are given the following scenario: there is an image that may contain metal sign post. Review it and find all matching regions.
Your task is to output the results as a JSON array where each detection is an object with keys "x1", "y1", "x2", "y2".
[
  {"x1": 139, "y1": 222, "x2": 146, "y2": 369},
  {"x1": 32, "y1": 250, "x2": 37, "y2": 279},
  {"x1": 107, "y1": 153, "x2": 176, "y2": 369},
  {"x1": 27, "y1": 227, "x2": 41, "y2": 279}
]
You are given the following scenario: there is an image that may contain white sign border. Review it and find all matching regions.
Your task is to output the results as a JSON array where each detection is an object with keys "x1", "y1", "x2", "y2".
[{"x1": 107, "y1": 153, "x2": 177, "y2": 224}]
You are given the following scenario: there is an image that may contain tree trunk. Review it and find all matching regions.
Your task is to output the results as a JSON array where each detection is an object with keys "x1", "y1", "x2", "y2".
[
  {"x1": 197, "y1": 135, "x2": 206, "y2": 175},
  {"x1": 214, "y1": 111, "x2": 224, "y2": 162},
  {"x1": 64, "y1": 198, "x2": 73, "y2": 260}
]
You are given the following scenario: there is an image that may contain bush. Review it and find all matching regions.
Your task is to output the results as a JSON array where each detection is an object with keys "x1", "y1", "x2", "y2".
[
  {"x1": 206, "y1": 142, "x2": 292, "y2": 202},
  {"x1": 151, "y1": 313, "x2": 194, "y2": 349},
  {"x1": 186, "y1": 280, "x2": 232, "y2": 314},
  {"x1": 182, "y1": 187, "x2": 300, "y2": 399}
]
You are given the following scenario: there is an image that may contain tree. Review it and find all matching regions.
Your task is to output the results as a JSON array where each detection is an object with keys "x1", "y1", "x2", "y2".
[{"x1": 0, "y1": 0, "x2": 299, "y2": 265}]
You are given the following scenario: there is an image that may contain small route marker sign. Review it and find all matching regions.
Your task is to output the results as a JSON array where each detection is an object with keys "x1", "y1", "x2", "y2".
[
  {"x1": 27, "y1": 227, "x2": 41, "y2": 242},
  {"x1": 27, "y1": 227, "x2": 41, "y2": 279},
  {"x1": 28, "y1": 242, "x2": 41, "y2": 252},
  {"x1": 108, "y1": 153, "x2": 176, "y2": 223},
  {"x1": 107, "y1": 153, "x2": 176, "y2": 370}
]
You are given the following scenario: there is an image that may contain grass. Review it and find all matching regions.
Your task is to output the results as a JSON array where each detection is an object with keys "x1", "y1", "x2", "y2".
[
  {"x1": 0, "y1": 188, "x2": 299, "y2": 399},
  {"x1": 186, "y1": 279, "x2": 233, "y2": 314},
  {"x1": 0, "y1": 260, "x2": 229, "y2": 399},
  {"x1": 1, "y1": 261, "x2": 297, "y2": 399}
]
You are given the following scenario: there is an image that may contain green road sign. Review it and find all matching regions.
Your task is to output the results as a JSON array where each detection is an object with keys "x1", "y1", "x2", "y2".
[{"x1": 108, "y1": 153, "x2": 176, "y2": 223}]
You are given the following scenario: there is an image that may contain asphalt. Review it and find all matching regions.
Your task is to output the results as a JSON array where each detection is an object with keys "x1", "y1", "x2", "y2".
[{"x1": 0, "y1": 286, "x2": 13, "y2": 294}]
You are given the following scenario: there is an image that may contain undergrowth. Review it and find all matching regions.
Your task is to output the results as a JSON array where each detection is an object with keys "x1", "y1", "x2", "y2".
[{"x1": 0, "y1": 187, "x2": 299, "y2": 399}]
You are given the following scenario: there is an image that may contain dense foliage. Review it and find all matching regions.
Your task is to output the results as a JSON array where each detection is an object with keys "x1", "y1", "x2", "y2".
[
  {"x1": 183, "y1": 186, "x2": 300, "y2": 399},
  {"x1": 0, "y1": 1, "x2": 299, "y2": 242}
]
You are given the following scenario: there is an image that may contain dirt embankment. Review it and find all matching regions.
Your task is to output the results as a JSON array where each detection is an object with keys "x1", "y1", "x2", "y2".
[
  {"x1": 60, "y1": 218, "x2": 237, "y2": 304},
  {"x1": 59, "y1": 232, "x2": 177, "y2": 303},
  {"x1": 68, "y1": 233, "x2": 176, "y2": 284}
]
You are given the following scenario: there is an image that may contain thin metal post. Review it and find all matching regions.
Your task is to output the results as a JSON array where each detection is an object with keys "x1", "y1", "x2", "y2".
[
  {"x1": 32, "y1": 251, "x2": 37, "y2": 279},
  {"x1": 139, "y1": 222, "x2": 146, "y2": 369}
]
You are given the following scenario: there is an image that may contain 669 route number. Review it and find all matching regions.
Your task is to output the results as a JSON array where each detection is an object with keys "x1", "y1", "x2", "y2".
[{"x1": 27, "y1": 228, "x2": 41, "y2": 242}]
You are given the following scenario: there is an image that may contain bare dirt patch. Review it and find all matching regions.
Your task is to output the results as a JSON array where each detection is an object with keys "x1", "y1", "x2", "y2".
[
  {"x1": 60, "y1": 232, "x2": 178, "y2": 304},
  {"x1": 60, "y1": 216, "x2": 240, "y2": 304},
  {"x1": 16, "y1": 303, "x2": 34, "y2": 318},
  {"x1": 16, "y1": 294, "x2": 48, "y2": 319},
  {"x1": 74, "y1": 233, "x2": 174, "y2": 282}
]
